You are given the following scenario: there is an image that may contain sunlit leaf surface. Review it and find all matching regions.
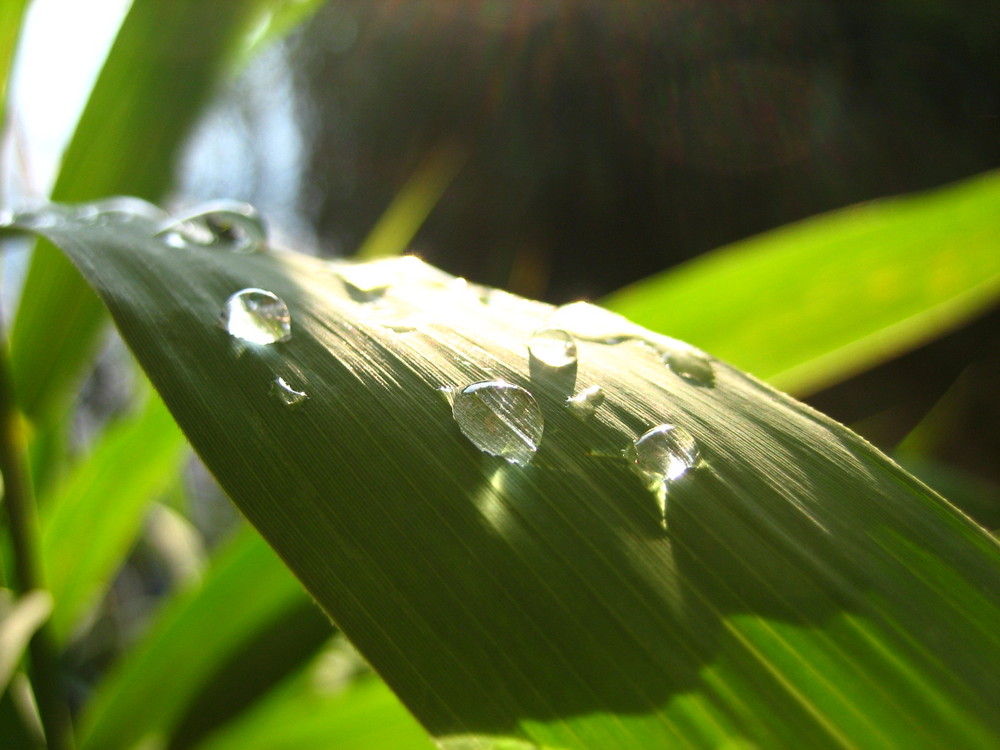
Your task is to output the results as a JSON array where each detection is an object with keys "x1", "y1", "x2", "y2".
[
  {"x1": 603, "y1": 171, "x2": 1000, "y2": 395},
  {"x1": 6, "y1": 203, "x2": 1000, "y2": 749}
]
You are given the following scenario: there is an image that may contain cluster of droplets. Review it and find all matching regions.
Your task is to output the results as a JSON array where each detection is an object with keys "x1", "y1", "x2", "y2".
[
  {"x1": 3, "y1": 196, "x2": 714, "y2": 520},
  {"x1": 444, "y1": 300, "x2": 714, "y2": 527},
  {"x1": 217, "y1": 288, "x2": 309, "y2": 406}
]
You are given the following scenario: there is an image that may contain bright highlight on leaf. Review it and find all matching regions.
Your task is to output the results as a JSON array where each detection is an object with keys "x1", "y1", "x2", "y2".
[{"x1": 4, "y1": 199, "x2": 1000, "y2": 750}]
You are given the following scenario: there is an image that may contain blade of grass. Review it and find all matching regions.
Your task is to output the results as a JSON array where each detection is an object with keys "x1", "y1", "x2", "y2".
[
  {"x1": 12, "y1": 206, "x2": 1000, "y2": 749},
  {"x1": 602, "y1": 170, "x2": 1000, "y2": 395},
  {"x1": 0, "y1": 0, "x2": 30, "y2": 125},
  {"x1": 0, "y1": 299, "x2": 71, "y2": 749},
  {"x1": 354, "y1": 143, "x2": 466, "y2": 260},
  {"x1": 193, "y1": 670, "x2": 436, "y2": 750},
  {"x1": 167, "y1": 597, "x2": 334, "y2": 749},
  {"x1": 76, "y1": 526, "x2": 320, "y2": 750},
  {"x1": 38, "y1": 391, "x2": 187, "y2": 644}
]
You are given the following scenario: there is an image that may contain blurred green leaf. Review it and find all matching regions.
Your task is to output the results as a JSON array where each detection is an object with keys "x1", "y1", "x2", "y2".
[
  {"x1": 0, "y1": 0, "x2": 30, "y2": 121},
  {"x1": 602, "y1": 171, "x2": 1000, "y2": 395},
  {"x1": 0, "y1": 588, "x2": 52, "y2": 694},
  {"x1": 194, "y1": 669, "x2": 435, "y2": 750},
  {"x1": 9, "y1": 0, "x2": 324, "y2": 424},
  {"x1": 355, "y1": 144, "x2": 467, "y2": 260},
  {"x1": 38, "y1": 393, "x2": 187, "y2": 644},
  {"x1": 77, "y1": 526, "x2": 318, "y2": 750},
  {"x1": 12, "y1": 205, "x2": 1000, "y2": 748},
  {"x1": 168, "y1": 595, "x2": 333, "y2": 749}
]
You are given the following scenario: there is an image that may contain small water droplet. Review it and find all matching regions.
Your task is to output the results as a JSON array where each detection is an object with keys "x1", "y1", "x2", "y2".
[
  {"x1": 0, "y1": 208, "x2": 13, "y2": 227},
  {"x1": 452, "y1": 379, "x2": 543, "y2": 465},
  {"x1": 566, "y1": 385, "x2": 605, "y2": 419},
  {"x1": 219, "y1": 288, "x2": 292, "y2": 345},
  {"x1": 626, "y1": 423, "x2": 700, "y2": 524},
  {"x1": 271, "y1": 376, "x2": 308, "y2": 406},
  {"x1": 88, "y1": 196, "x2": 169, "y2": 224},
  {"x1": 13, "y1": 207, "x2": 61, "y2": 230},
  {"x1": 157, "y1": 201, "x2": 265, "y2": 253},
  {"x1": 528, "y1": 328, "x2": 578, "y2": 368},
  {"x1": 663, "y1": 344, "x2": 715, "y2": 386}
]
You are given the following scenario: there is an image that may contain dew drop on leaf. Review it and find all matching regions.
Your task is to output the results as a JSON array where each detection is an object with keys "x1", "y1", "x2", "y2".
[
  {"x1": 626, "y1": 423, "x2": 701, "y2": 524},
  {"x1": 219, "y1": 288, "x2": 292, "y2": 345},
  {"x1": 452, "y1": 379, "x2": 544, "y2": 465},
  {"x1": 527, "y1": 328, "x2": 578, "y2": 368},
  {"x1": 87, "y1": 196, "x2": 169, "y2": 224},
  {"x1": 662, "y1": 344, "x2": 715, "y2": 386},
  {"x1": 271, "y1": 376, "x2": 308, "y2": 406},
  {"x1": 565, "y1": 385, "x2": 605, "y2": 419},
  {"x1": 157, "y1": 200, "x2": 265, "y2": 253}
]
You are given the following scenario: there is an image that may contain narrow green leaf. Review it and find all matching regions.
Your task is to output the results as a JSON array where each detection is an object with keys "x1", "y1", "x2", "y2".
[
  {"x1": 12, "y1": 206, "x2": 1000, "y2": 748},
  {"x1": 38, "y1": 393, "x2": 187, "y2": 644},
  {"x1": 602, "y1": 171, "x2": 1000, "y2": 395},
  {"x1": 168, "y1": 596, "x2": 333, "y2": 748},
  {"x1": 194, "y1": 670, "x2": 435, "y2": 750},
  {"x1": 355, "y1": 144, "x2": 467, "y2": 260},
  {"x1": 0, "y1": 0, "x2": 30, "y2": 121},
  {"x1": 77, "y1": 526, "x2": 316, "y2": 750},
  {"x1": 0, "y1": 589, "x2": 52, "y2": 694},
  {"x1": 9, "y1": 0, "x2": 323, "y2": 423}
]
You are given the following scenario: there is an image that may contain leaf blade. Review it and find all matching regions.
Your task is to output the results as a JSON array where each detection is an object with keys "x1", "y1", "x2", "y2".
[
  {"x1": 17, "y1": 207, "x2": 1000, "y2": 749},
  {"x1": 601, "y1": 171, "x2": 1000, "y2": 394}
]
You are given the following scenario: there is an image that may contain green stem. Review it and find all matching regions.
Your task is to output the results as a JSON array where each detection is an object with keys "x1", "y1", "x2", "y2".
[{"x1": 0, "y1": 315, "x2": 74, "y2": 749}]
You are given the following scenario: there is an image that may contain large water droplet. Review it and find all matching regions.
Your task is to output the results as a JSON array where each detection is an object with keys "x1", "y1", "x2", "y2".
[
  {"x1": 626, "y1": 423, "x2": 700, "y2": 523},
  {"x1": 528, "y1": 328, "x2": 578, "y2": 368},
  {"x1": 452, "y1": 380, "x2": 543, "y2": 465},
  {"x1": 663, "y1": 344, "x2": 715, "y2": 386},
  {"x1": 219, "y1": 289, "x2": 292, "y2": 345},
  {"x1": 271, "y1": 376, "x2": 308, "y2": 406},
  {"x1": 566, "y1": 385, "x2": 605, "y2": 419},
  {"x1": 158, "y1": 201, "x2": 265, "y2": 253}
]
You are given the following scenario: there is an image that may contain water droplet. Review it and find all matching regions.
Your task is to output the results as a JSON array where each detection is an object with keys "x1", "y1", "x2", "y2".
[
  {"x1": 271, "y1": 376, "x2": 308, "y2": 406},
  {"x1": 626, "y1": 423, "x2": 700, "y2": 523},
  {"x1": 566, "y1": 385, "x2": 605, "y2": 419},
  {"x1": 0, "y1": 208, "x2": 13, "y2": 227},
  {"x1": 219, "y1": 288, "x2": 292, "y2": 345},
  {"x1": 663, "y1": 344, "x2": 715, "y2": 386},
  {"x1": 13, "y1": 207, "x2": 61, "y2": 230},
  {"x1": 548, "y1": 301, "x2": 640, "y2": 342},
  {"x1": 157, "y1": 201, "x2": 265, "y2": 253},
  {"x1": 528, "y1": 328, "x2": 578, "y2": 368},
  {"x1": 452, "y1": 380, "x2": 543, "y2": 465},
  {"x1": 88, "y1": 196, "x2": 169, "y2": 224}
]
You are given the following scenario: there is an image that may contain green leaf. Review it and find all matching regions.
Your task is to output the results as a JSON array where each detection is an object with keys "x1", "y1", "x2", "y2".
[
  {"x1": 77, "y1": 526, "x2": 317, "y2": 750},
  {"x1": 355, "y1": 144, "x2": 467, "y2": 260},
  {"x1": 38, "y1": 393, "x2": 187, "y2": 644},
  {"x1": 9, "y1": 0, "x2": 323, "y2": 424},
  {"x1": 11, "y1": 204, "x2": 1000, "y2": 748},
  {"x1": 193, "y1": 662, "x2": 435, "y2": 750},
  {"x1": 0, "y1": 0, "x2": 30, "y2": 121},
  {"x1": 602, "y1": 171, "x2": 1000, "y2": 395}
]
